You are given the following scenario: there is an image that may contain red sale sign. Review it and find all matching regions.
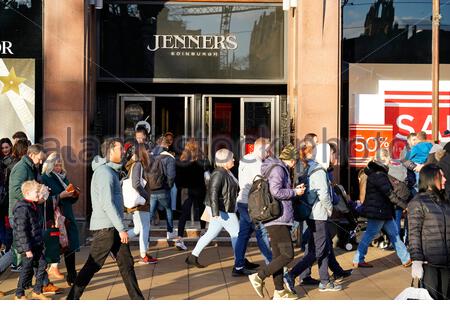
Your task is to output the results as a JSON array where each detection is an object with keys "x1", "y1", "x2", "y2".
[
  {"x1": 384, "y1": 90, "x2": 450, "y2": 141},
  {"x1": 349, "y1": 124, "x2": 393, "y2": 167}
]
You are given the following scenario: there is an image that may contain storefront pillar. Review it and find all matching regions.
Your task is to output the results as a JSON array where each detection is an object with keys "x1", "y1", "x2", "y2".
[
  {"x1": 43, "y1": 0, "x2": 87, "y2": 218},
  {"x1": 290, "y1": 0, "x2": 340, "y2": 147}
]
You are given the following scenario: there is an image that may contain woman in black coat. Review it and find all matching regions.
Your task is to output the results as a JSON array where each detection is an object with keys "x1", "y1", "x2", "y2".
[
  {"x1": 352, "y1": 160, "x2": 411, "y2": 268},
  {"x1": 408, "y1": 164, "x2": 450, "y2": 300}
]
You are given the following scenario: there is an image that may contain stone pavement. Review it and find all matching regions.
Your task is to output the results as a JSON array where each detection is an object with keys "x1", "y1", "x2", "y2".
[{"x1": 0, "y1": 244, "x2": 412, "y2": 300}]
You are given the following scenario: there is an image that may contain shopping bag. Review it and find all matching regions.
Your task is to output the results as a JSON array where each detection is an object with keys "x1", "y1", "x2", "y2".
[
  {"x1": 53, "y1": 199, "x2": 69, "y2": 250},
  {"x1": 43, "y1": 227, "x2": 61, "y2": 263},
  {"x1": 395, "y1": 279, "x2": 433, "y2": 300}
]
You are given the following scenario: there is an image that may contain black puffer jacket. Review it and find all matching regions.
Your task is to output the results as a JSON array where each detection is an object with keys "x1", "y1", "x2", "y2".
[
  {"x1": 204, "y1": 167, "x2": 239, "y2": 217},
  {"x1": 408, "y1": 191, "x2": 450, "y2": 266},
  {"x1": 437, "y1": 151, "x2": 450, "y2": 200},
  {"x1": 362, "y1": 161, "x2": 407, "y2": 220},
  {"x1": 12, "y1": 199, "x2": 43, "y2": 253}
]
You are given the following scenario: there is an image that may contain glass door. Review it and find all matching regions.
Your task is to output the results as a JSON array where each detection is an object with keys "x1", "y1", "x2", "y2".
[
  {"x1": 240, "y1": 97, "x2": 275, "y2": 156},
  {"x1": 203, "y1": 95, "x2": 277, "y2": 163},
  {"x1": 118, "y1": 94, "x2": 155, "y2": 143}
]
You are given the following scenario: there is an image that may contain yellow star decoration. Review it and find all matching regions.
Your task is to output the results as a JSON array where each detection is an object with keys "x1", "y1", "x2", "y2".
[{"x1": 0, "y1": 67, "x2": 26, "y2": 95}]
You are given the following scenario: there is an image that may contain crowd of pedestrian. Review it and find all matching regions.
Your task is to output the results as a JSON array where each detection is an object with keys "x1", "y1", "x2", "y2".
[{"x1": 1, "y1": 126, "x2": 450, "y2": 300}]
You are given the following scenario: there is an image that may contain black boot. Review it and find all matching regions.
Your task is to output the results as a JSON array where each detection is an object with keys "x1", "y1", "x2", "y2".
[{"x1": 185, "y1": 254, "x2": 206, "y2": 268}]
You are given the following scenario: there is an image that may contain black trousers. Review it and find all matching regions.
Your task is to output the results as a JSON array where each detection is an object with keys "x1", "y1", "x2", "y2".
[
  {"x1": 258, "y1": 225, "x2": 294, "y2": 291},
  {"x1": 423, "y1": 264, "x2": 450, "y2": 300},
  {"x1": 291, "y1": 220, "x2": 330, "y2": 285},
  {"x1": 67, "y1": 228, "x2": 144, "y2": 300},
  {"x1": 178, "y1": 188, "x2": 206, "y2": 237}
]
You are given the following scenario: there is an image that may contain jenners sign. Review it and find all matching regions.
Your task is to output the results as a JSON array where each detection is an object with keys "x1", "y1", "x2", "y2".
[{"x1": 147, "y1": 34, "x2": 238, "y2": 52}]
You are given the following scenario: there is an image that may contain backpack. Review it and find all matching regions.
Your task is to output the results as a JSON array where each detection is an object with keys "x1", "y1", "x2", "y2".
[
  {"x1": 147, "y1": 152, "x2": 172, "y2": 191},
  {"x1": 293, "y1": 166, "x2": 327, "y2": 221},
  {"x1": 248, "y1": 164, "x2": 282, "y2": 223},
  {"x1": 388, "y1": 175, "x2": 410, "y2": 203}
]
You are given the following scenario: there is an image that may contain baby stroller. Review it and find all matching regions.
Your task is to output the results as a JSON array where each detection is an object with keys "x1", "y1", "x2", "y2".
[{"x1": 328, "y1": 184, "x2": 364, "y2": 251}]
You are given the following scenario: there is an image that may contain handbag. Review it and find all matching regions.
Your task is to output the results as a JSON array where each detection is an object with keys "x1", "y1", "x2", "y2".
[
  {"x1": 53, "y1": 198, "x2": 69, "y2": 251},
  {"x1": 395, "y1": 279, "x2": 433, "y2": 300},
  {"x1": 200, "y1": 206, "x2": 211, "y2": 223},
  {"x1": 122, "y1": 163, "x2": 147, "y2": 209}
]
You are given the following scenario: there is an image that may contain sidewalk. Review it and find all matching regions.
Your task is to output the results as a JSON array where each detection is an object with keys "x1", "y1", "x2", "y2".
[{"x1": 0, "y1": 244, "x2": 411, "y2": 300}]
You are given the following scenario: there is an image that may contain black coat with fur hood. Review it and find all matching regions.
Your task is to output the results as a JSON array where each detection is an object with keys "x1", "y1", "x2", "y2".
[{"x1": 362, "y1": 161, "x2": 408, "y2": 220}]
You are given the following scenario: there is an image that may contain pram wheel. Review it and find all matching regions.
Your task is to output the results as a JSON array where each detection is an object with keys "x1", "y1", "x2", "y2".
[{"x1": 345, "y1": 243, "x2": 353, "y2": 251}]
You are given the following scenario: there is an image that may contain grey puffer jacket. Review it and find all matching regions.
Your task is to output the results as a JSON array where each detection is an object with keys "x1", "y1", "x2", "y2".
[{"x1": 261, "y1": 157, "x2": 295, "y2": 227}]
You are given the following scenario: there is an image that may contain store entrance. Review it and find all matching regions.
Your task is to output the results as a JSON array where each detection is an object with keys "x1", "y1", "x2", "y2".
[{"x1": 202, "y1": 95, "x2": 276, "y2": 164}]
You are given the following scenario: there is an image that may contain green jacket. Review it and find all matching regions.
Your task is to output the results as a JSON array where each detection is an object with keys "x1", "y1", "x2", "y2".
[
  {"x1": 8, "y1": 156, "x2": 40, "y2": 219},
  {"x1": 42, "y1": 172, "x2": 80, "y2": 253}
]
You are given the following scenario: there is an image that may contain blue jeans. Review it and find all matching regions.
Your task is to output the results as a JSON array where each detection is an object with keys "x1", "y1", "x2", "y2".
[
  {"x1": 16, "y1": 247, "x2": 47, "y2": 297},
  {"x1": 353, "y1": 218, "x2": 410, "y2": 264},
  {"x1": 149, "y1": 192, "x2": 173, "y2": 233},
  {"x1": 394, "y1": 209, "x2": 402, "y2": 234},
  {"x1": 234, "y1": 203, "x2": 272, "y2": 268},
  {"x1": 192, "y1": 210, "x2": 239, "y2": 257},
  {"x1": 128, "y1": 211, "x2": 151, "y2": 257}
]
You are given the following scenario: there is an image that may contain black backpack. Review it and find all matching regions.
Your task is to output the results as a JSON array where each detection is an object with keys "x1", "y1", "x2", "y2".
[
  {"x1": 248, "y1": 165, "x2": 282, "y2": 223},
  {"x1": 147, "y1": 152, "x2": 171, "y2": 191}
]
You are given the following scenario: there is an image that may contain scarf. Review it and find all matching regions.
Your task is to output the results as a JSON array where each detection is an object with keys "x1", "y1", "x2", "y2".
[{"x1": 53, "y1": 171, "x2": 68, "y2": 189}]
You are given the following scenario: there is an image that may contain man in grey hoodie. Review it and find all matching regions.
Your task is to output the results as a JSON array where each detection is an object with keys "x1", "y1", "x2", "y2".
[{"x1": 67, "y1": 138, "x2": 144, "y2": 300}]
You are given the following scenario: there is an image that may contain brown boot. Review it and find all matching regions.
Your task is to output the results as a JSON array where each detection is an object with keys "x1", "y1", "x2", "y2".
[
  {"x1": 0, "y1": 291, "x2": 5, "y2": 298},
  {"x1": 14, "y1": 295, "x2": 28, "y2": 300},
  {"x1": 48, "y1": 266, "x2": 65, "y2": 280},
  {"x1": 31, "y1": 292, "x2": 51, "y2": 300}
]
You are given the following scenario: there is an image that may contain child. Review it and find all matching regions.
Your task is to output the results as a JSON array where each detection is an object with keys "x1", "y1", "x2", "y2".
[
  {"x1": 409, "y1": 131, "x2": 433, "y2": 166},
  {"x1": 13, "y1": 180, "x2": 50, "y2": 300}
]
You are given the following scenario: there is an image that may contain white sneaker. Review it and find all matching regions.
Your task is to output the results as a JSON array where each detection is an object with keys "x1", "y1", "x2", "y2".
[
  {"x1": 248, "y1": 273, "x2": 265, "y2": 298},
  {"x1": 175, "y1": 239, "x2": 188, "y2": 251},
  {"x1": 167, "y1": 231, "x2": 176, "y2": 240},
  {"x1": 273, "y1": 289, "x2": 298, "y2": 300}
]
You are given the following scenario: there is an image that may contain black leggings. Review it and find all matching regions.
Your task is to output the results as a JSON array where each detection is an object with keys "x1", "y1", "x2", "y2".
[
  {"x1": 64, "y1": 250, "x2": 77, "y2": 279},
  {"x1": 178, "y1": 189, "x2": 206, "y2": 237},
  {"x1": 258, "y1": 225, "x2": 294, "y2": 291}
]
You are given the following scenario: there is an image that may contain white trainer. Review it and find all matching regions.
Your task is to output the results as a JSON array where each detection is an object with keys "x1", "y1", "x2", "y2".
[
  {"x1": 166, "y1": 231, "x2": 177, "y2": 240},
  {"x1": 273, "y1": 289, "x2": 298, "y2": 300},
  {"x1": 175, "y1": 239, "x2": 188, "y2": 251},
  {"x1": 248, "y1": 273, "x2": 265, "y2": 298}
]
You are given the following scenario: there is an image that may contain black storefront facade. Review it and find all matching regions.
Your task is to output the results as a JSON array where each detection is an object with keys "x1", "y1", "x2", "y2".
[{"x1": 93, "y1": 1, "x2": 290, "y2": 162}]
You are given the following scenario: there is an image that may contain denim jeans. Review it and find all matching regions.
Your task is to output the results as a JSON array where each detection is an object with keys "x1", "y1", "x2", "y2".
[
  {"x1": 67, "y1": 228, "x2": 144, "y2": 300},
  {"x1": 353, "y1": 218, "x2": 410, "y2": 264},
  {"x1": 234, "y1": 203, "x2": 272, "y2": 268},
  {"x1": 16, "y1": 247, "x2": 47, "y2": 297},
  {"x1": 0, "y1": 214, "x2": 12, "y2": 251},
  {"x1": 192, "y1": 210, "x2": 239, "y2": 257},
  {"x1": 128, "y1": 211, "x2": 151, "y2": 257},
  {"x1": 394, "y1": 209, "x2": 402, "y2": 235},
  {"x1": 149, "y1": 192, "x2": 173, "y2": 233}
]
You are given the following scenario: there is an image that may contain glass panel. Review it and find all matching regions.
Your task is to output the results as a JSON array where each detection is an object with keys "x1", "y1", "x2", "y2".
[
  {"x1": 154, "y1": 96, "x2": 185, "y2": 156},
  {"x1": 243, "y1": 101, "x2": 271, "y2": 155},
  {"x1": 210, "y1": 97, "x2": 241, "y2": 162},
  {"x1": 343, "y1": 0, "x2": 432, "y2": 64},
  {"x1": 99, "y1": 2, "x2": 284, "y2": 80},
  {"x1": 121, "y1": 98, "x2": 153, "y2": 144}
]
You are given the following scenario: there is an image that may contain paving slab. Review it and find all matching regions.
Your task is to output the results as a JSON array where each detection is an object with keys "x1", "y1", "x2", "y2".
[{"x1": 0, "y1": 244, "x2": 415, "y2": 300}]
